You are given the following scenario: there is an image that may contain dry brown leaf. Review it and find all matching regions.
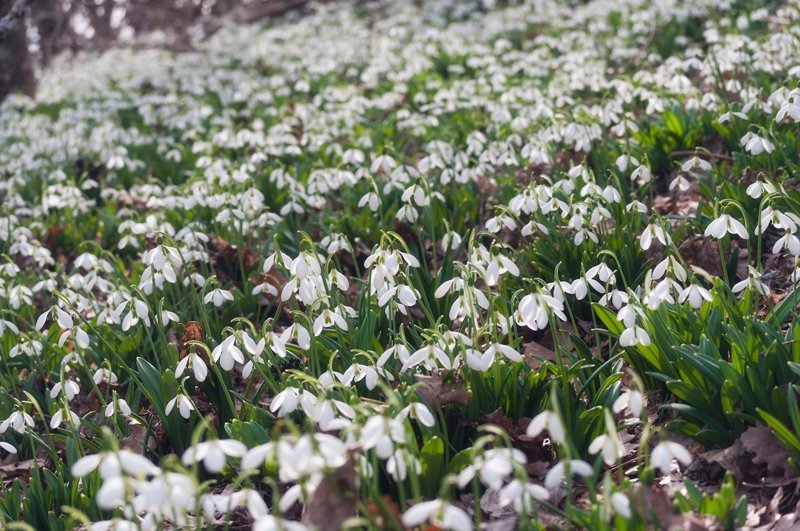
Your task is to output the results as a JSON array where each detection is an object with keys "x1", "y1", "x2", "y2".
[
  {"x1": 415, "y1": 372, "x2": 469, "y2": 409},
  {"x1": 119, "y1": 422, "x2": 157, "y2": 454},
  {"x1": 740, "y1": 425, "x2": 796, "y2": 480},
  {"x1": 301, "y1": 458, "x2": 359, "y2": 531}
]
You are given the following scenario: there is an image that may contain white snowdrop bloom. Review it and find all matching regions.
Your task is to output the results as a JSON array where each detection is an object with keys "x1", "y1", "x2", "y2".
[
  {"x1": 104, "y1": 398, "x2": 132, "y2": 418},
  {"x1": 499, "y1": 480, "x2": 550, "y2": 512},
  {"x1": 746, "y1": 179, "x2": 776, "y2": 199},
  {"x1": 401, "y1": 343, "x2": 452, "y2": 372},
  {"x1": 211, "y1": 335, "x2": 245, "y2": 370},
  {"x1": 457, "y1": 447, "x2": 526, "y2": 489},
  {"x1": 630, "y1": 164, "x2": 651, "y2": 183},
  {"x1": 280, "y1": 322, "x2": 312, "y2": 350},
  {"x1": 652, "y1": 255, "x2": 687, "y2": 282},
  {"x1": 269, "y1": 387, "x2": 306, "y2": 417},
  {"x1": 639, "y1": 223, "x2": 671, "y2": 250},
  {"x1": 203, "y1": 287, "x2": 234, "y2": 307},
  {"x1": 651, "y1": 441, "x2": 692, "y2": 474},
  {"x1": 679, "y1": 284, "x2": 713, "y2": 308},
  {"x1": 680, "y1": 156, "x2": 712, "y2": 173},
  {"x1": 515, "y1": 292, "x2": 567, "y2": 330},
  {"x1": 93, "y1": 368, "x2": 118, "y2": 385},
  {"x1": 0, "y1": 441, "x2": 16, "y2": 454},
  {"x1": 175, "y1": 352, "x2": 208, "y2": 382},
  {"x1": 741, "y1": 132, "x2": 775, "y2": 155},
  {"x1": 399, "y1": 402, "x2": 436, "y2": 427},
  {"x1": 526, "y1": 411, "x2": 565, "y2": 443},
  {"x1": 312, "y1": 307, "x2": 349, "y2": 336},
  {"x1": 370, "y1": 154, "x2": 397, "y2": 174},
  {"x1": 611, "y1": 492, "x2": 632, "y2": 518},
  {"x1": 360, "y1": 415, "x2": 407, "y2": 459},
  {"x1": 732, "y1": 266, "x2": 770, "y2": 296},
  {"x1": 613, "y1": 389, "x2": 645, "y2": 417},
  {"x1": 252, "y1": 515, "x2": 308, "y2": 531},
  {"x1": 402, "y1": 499, "x2": 472, "y2": 531},
  {"x1": 182, "y1": 439, "x2": 247, "y2": 473},
  {"x1": 704, "y1": 213, "x2": 749, "y2": 240},
  {"x1": 0, "y1": 410, "x2": 35, "y2": 434},
  {"x1": 50, "y1": 407, "x2": 81, "y2": 429},
  {"x1": 544, "y1": 459, "x2": 593, "y2": 490},
  {"x1": 615, "y1": 154, "x2": 639, "y2": 173},
  {"x1": 773, "y1": 232, "x2": 800, "y2": 256},
  {"x1": 620, "y1": 325, "x2": 651, "y2": 347},
  {"x1": 50, "y1": 379, "x2": 80, "y2": 401},
  {"x1": 669, "y1": 174, "x2": 691, "y2": 192},
  {"x1": 165, "y1": 393, "x2": 195, "y2": 419},
  {"x1": 588, "y1": 433, "x2": 624, "y2": 465},
  {"x1": 160, "y1": 309, "x2": 179, "y2": 327}
]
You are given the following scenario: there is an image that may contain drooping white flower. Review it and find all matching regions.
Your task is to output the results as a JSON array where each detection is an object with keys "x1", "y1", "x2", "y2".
[
  {"x1": 182, "y1": 439, "x2": 247, "y2": 473},
  {"x1": 650, "y1": 441, "x2": 692, "y2": 474},
  {"x1": 402, "y1": 499, "x2": 472, "y2": 531},
  {"x1": 704, "y1": 213, "x2": 748, "y2": 240}
]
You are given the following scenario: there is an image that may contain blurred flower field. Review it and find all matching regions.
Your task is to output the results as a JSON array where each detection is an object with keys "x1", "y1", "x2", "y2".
[{"x1": 1, "y1": 0, "x2": 800, "y2": 529}]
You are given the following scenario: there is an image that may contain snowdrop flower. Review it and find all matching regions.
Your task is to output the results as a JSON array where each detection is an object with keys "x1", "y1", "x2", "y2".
[
  {"x1": 457, "y1": 448, "x2": 526, "y2": 489},
  {"x1": 611, "y1": 492, "x2": 631, "y2": 518},
  {"x1": 104, "y1": 398, "x2": 132, "y2": 418},
  {"x1": 160, "y1": 309, "x2": 180, "y2": 327},
  {"x1": 252, "y1": 515, "x2": 308, "y2": 531},
  {"x1": 50, "y1": 406, "x2": 81, "y2": 429},
  {"x1": 0, "y1": 441, "x2": 17, "y2": 454},
  {"x1": 544, "y1": 459, "x2": 593, "y2": 489},
  {"x1": 681, "y1": 156, "x2": 712, "y2": 173},
  {"x1": 71, "y1": 449, "x2": 159, "y2": 479},
  {"x1": 269, "y1": 387, "x2": 303, "y2": 417},
  {"x1": 0, "y1": 409, "x2": 34, "y2": 434},
  {"x1": 387, "y1": 448, "x2": 421, "y2": 482},
  {"x1": 165, "y1": 393, "x2": 195, "y2": 419},
  {"x1": 204, "y1": 287, "x2": 234, "y2": 307},
  {"x1": 639, "y1": 223, "x2": 671, "y2": 250},
  {"x1": 620, "y1": 324, "x2": 651, "y2": 347},
  {"x1": 182, "y1": 439, "x2": 247, "y2": 473},
  {"x1": 732, "y1": 266, "x2": 770, "y2": 296},
  {"x1": 360, "y1": 415, "x2": 407, "y2": 459},
  {"x1": 211, "y1": 335, "x2": 245, "y2": 370},
  {"x1": 746, "y1": 179, "x2": 776, "y2": 199},
  {"x1": 704, "y1": 213, "x2": 748, "y2": 240},
  {"x1": 650, "y1": 441, "x2": 692, "y2": 474},
  {"x1": 398, "y1": 402, "x2": 436, "y2": 427},
  {"x1": 526, "y1": 410, "x2": 565, "y2": 443},
  {"x1": 773, "y1": 231, "x2": 800, "y2": 256},
  {"x1": 589, "y1": 432, "x2": 624, "y2": 466},
  {"x1": 613, "y1": 389, "x2": 645, "y2": 417},
  {"x1": 50, "y1": 379, "x2": 80, "y2": 401},
  {"x1": 402, "y1": 499, "x2": 472, "y2": 531},
  {"x1": 93, "y1": 368, "x2": 119, "y2": 385},
  {"x1": 499, "y1": 480, "x2": 549, "y2": 512},
  {"x1": 679, "y1": 284, "x2": 713, "y2": 308},
  {"x1": 669, "y1": 174, "x2": 691, "y2": 192},
  {"x1": 280, "y1": 322, "x2": 312, "y2": 350},
  {"x1": 741, "y1": 132, "x2": 775, "y2": 155},
  {"x1": 516, "y1": 291, "x2": 567, "y2": 330},
  {"x1": 175, "y1": 352, "x2": 208, "y2": 382},
  {"x1": 401, "y1": 343, "x2": 453, "y2": 371},
  {"x1": 312, "y1": 307, "x2": 349, "y2": 336},
  {"x1": 358, "y1": 191, "x2": 380, "y2": 212}
]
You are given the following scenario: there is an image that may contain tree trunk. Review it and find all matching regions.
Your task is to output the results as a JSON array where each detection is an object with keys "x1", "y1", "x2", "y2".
[{"x1": 0, "y1": 0, "x2": 36, "y2": 101}]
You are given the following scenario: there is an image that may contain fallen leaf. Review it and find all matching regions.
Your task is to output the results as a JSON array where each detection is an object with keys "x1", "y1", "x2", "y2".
[
  {"x1": 415, "y1": 372, "x2": 469, "y2": 409},
  {"x1": 740, "y1": 424, "x2": 796, "y2": 480},
  {"x1": 301, "y1": 458, "x2": 359, "y2": 531},
  {"x1": 120, "y1": 422, "x2": 157, "y2": 454}
]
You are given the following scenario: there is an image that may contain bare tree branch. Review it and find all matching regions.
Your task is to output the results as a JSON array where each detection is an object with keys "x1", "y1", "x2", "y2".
[{"x1": 0, "y1": 0, "x2": 31, "y2": 39}]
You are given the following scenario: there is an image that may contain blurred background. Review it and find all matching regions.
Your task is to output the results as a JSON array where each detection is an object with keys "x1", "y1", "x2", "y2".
[{"x1": 0, "y1": 0, "x2": 312, "y2": 101}]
